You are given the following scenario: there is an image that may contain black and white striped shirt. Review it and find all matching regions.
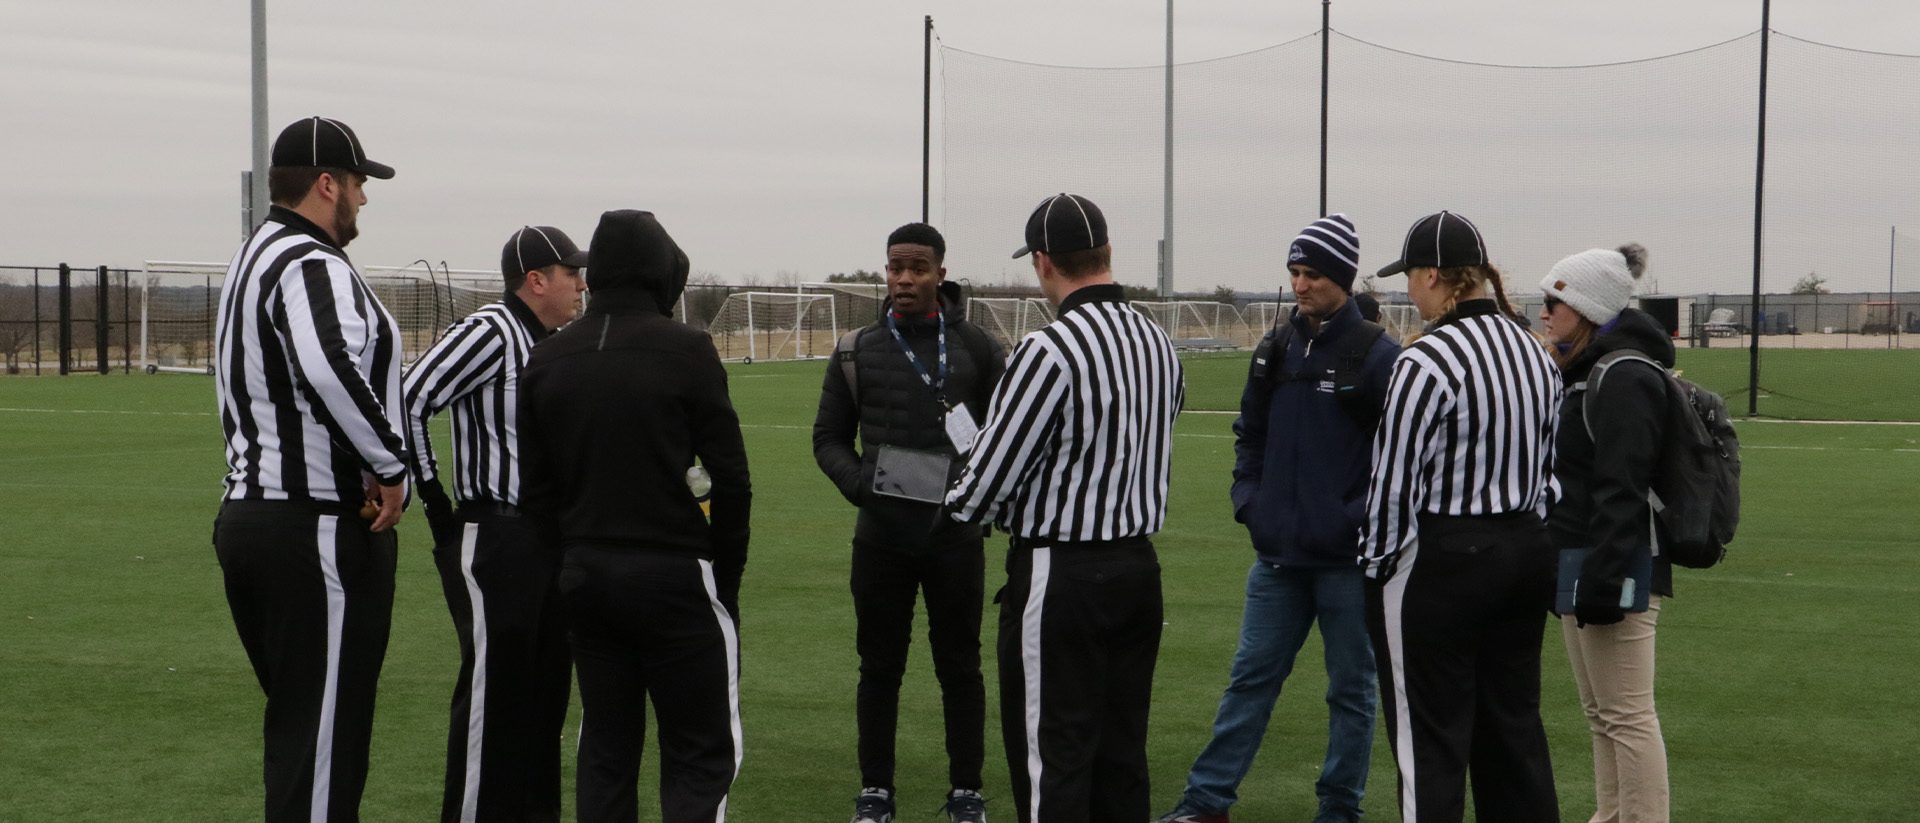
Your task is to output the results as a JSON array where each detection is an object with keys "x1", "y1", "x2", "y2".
[
  {"x1": 214, "y1": 206, "x2": 410, "y2": 503},
  {"x1": 946, "y1": 284, "x2": 1185, "y2": 542},
  {"x1": 401, "y1": 295, "x2": 543, "y2": 506},
  {"x1": 1360, "y1": 299, "x2": 1563, "y2": 578}
]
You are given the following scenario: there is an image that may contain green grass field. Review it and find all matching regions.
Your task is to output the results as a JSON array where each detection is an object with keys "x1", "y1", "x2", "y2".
[{"x1": 2, "y1": 357, "x2": 1916, "y2": 820}]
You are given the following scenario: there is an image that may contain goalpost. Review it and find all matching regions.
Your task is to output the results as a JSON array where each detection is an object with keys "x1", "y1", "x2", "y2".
[
  {"x1": 967, "y1": 297, "x2": 1054, "y2": 351},
  {"x1": 138, "y1": 260, "x2": 498, "y2": 373},
  {"x1": 1243, "y1": 301, "x2": 1294, "y2": 334},
  {"x1": 705, "y1": 292, "x2": 836, "y2": 362},
  {"x1": 1132, "y1": 301, "x2": 1255, "y2": 349}
]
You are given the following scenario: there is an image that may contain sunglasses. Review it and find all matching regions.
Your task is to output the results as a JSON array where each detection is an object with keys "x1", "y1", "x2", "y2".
[{"x1": 1543, "y1": 295, "x2": 1565, "y2": 310}]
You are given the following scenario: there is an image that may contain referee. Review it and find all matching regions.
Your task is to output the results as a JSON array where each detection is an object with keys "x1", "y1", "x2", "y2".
[
  {"x1": 945, "y1": 193, "x2": 1185, "y2": 823},
  {"x1": 211, "y1": 116, "x2": 406, "y2": 822},
  {"x1": 401, "y1": 225, "x2": 588, "y2": 822},
  {"x1": 1361, "y1": 211, "x2": 1564, "y2": 822},
  {"x1": 518, "y1": 209, "x2": 749, "y2": 822}
]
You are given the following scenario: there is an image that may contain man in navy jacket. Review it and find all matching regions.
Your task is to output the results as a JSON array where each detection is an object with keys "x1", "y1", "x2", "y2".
[{"x1": 1157, "y1": 214, "x2": 1400, "y2": 823}]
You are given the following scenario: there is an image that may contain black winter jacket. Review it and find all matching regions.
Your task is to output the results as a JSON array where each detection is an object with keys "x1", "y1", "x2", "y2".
[
  {"x1": 1547, "y1": 307, "x2": 1674, "y2": 599},
  {"x1": 518, "y1": 210, "x2": 751, "y2": 609},
  {"x1": 812, "y1": 291, "x2": 1006, "y2": 553}
]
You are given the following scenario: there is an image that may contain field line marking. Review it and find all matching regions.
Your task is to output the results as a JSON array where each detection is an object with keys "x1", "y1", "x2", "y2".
[
  {"x1": 1738, "y1": 418, "x2": 1920, "y2": 427},
  {"x1": 1745, "y1": 445, "x2": 1920, "y2": 454},
  {"x1": 0, "y1": 406, "x2": 214, "y2": 418}
]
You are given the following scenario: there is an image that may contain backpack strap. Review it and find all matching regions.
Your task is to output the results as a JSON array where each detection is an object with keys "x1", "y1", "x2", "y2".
[
  {"x1": 834, "y1": 328, "x2": 861, "y2": 398},
  {"x1": 1573, "y1": 350, "x2": 1665, "y2": 442}
]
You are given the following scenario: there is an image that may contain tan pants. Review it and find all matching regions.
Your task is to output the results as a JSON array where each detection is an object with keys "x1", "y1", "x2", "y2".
[{"x1": 1561, "y1": 596, "x2": 1669, "y2": 823}]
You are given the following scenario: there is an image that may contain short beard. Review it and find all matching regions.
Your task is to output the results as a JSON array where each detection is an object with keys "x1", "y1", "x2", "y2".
[{"x1": 332, "y1": 196, "x2": 359, "y2": 247}]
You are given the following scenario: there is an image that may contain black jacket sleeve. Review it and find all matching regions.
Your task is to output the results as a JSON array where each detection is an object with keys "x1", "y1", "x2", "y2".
[
  {"x1": 812, "y1": 339, "x2": 866, "y2": 505},
  {"x1": 515, "y1": 364, "x2": 564, "y2": 557},
  {"x1": 1580, "y1": 359, "x2": 1667, "y2": 609},
  {"x1": 692, "y1": 337, "x2": 752, "y2": 612},
  {"x1": 1229, "y1": 348, "x2": 1270, "y2": 524}
]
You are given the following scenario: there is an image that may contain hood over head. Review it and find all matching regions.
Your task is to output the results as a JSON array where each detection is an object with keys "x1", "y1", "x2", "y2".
[{"x1": 587, "y1": 210, "x2": 689, "y2": 314}]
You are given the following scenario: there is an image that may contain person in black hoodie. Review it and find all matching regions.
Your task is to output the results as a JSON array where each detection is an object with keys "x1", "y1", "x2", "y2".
[
  {"x1": 517, "y1": 209, "x2": 750, "y2": 823},
  {"x1": 1538, "y1": 243, "x2": 1673, "y2": 823},
  {"x1": 813, "y1": 222, "x2": 1003, "y2": 823}
]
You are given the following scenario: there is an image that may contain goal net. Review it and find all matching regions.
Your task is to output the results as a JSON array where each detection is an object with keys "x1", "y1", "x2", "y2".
[
  {"x1": 139, "y1": 260, "x2": 498, "y2": 374},
  {"x1": 1132, "y1": 301, "x2": 1255, "y2": 349},
  {"x1": 1377, "y1": 303, "x2": 1424, "y2": 344},
  {"x1": 798, "y1": 282, "x2": 887, "y2": 332},
  {"x1": 706, "y1": 292, "x2": 836, "y2": 362},
  {"x1": 967, "y1": 297, "x2": 1055, "y2": 351},
  {"x1": 1243, "y1": 301, "x2": 1294, "y2": 335}
]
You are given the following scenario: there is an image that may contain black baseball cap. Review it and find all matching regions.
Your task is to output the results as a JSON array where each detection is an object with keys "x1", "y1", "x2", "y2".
[
  {"x1": 1376, "y1": 210, "x2": 1487, "y2": 276},
  {"x1": 270, "y1": 116, "x2": 395, "y2": 179},
  {"x1": 1012, "y1": 193, "x2": 1108, "y2": 259},
  {"x1": 501, "y1": 226, "x2": 590, "y2": 280}
]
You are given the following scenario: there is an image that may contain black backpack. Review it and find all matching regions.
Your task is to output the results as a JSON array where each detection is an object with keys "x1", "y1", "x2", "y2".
[
  {"x1": 1578, "y1": 350, "x2": 1742, "y2": 568},
  {"x1": 1249, "y1": 314, "x2": 1387, "y2": 430}
]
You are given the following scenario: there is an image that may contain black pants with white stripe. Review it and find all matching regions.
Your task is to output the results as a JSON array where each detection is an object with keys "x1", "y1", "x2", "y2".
[
  {"x1": 432, "y1": 507, "x2": 571, "y2": 823},
  {"x1": 558, "y1": 546, "x2": 741, "y2": 823},
  {"x1": 214, "y1": 500, "x2": 396, "y2": 823},
  {"x1": 851, "y1": 536, "x2": 987, "y2": 795},
  {"x1": 998, "y1": 540, "x2": 1163, "y2": 823},
  {"x1": 1367, "y1": 512, "x2": 1560, "y2": 823}
]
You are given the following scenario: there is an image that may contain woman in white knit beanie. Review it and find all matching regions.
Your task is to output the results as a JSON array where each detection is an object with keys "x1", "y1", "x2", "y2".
[{"x1": 1539, "y1": 243, "x2": 1675, "y2": 823}]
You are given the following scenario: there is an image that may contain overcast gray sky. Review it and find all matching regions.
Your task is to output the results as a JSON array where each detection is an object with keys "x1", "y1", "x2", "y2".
[{"x1": 5, "y1": 1, "x2": 1917, "y2": 293}]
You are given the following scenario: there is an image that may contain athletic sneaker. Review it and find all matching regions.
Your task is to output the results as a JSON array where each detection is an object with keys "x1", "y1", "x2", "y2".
[
  {"x1": 850, "y1": 787, "x2": 895, "y2": 823},
  {"x1": 941, "y1": 788, "x2": 987, "y2": 823},
  {"x1": 1152, "y1": 806, "x2": 1229, "y2": 823}
]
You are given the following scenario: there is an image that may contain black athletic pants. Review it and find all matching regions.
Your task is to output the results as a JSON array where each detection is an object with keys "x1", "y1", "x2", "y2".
[
  {"x1": 558, "y1": 545, "x2": 742, "y2": 823},
  {"x1": 997, "y1": 539, "x2": 1163, "y2": 823},
  {"x1": 432, "y1": 506, "x2": 571, "y2": 822},
  {"x1": 850, "y1": 537, "x2": 986, "y2": 794},
  {"x1": 1366, "y1": 511, "x2": 1560, "y2": 823},
  {"x1": 214, "y1": 499, "x2": 396, "y2": 823}
]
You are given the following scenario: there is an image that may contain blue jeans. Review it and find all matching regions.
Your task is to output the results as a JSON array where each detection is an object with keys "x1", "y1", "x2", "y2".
[{"x1": 1180, "y1": 562, "x2": 1377, "y2": 820}]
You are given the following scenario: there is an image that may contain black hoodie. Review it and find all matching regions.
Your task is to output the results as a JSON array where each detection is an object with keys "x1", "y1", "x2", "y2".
[
  {"x1": 1547, "y1": 307, "x2": 1675, "y2": 599},
  {"x1": 516, "y1": 210, "x2": 751, "y2": 608}
]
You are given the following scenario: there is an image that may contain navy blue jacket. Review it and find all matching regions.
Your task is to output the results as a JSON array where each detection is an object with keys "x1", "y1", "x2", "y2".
[{"x1": 1230, "y1": 298, "x2": 1401, "y2": 568}]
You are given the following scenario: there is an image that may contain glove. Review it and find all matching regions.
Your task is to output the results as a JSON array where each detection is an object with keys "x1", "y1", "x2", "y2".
[
  {"x1": 1573, "y1": 576, "x2": 1627, "y2": 628},
  {"x1": 416, "y1": 477, "x2": 461, "y2": 548}
]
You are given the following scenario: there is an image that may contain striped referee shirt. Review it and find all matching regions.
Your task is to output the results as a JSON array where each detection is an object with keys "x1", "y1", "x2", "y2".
[
  {"x1": 214, "y1": 205, "x2": 410, "y2": 503},
  {"x1": 401, "y1": 294, "x2": 544, "y2": 506},
  {"x1": 946, "y1": 284, "x2": 1185, "y2": 542},
  {"x1": 1360, "y1": 299, "x2": 1563, "y2": 578}
]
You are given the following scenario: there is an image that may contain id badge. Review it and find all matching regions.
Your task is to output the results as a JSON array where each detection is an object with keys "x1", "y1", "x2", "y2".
[{"x1": 945, "y1": 403, "x2": 980, "y2": 453}]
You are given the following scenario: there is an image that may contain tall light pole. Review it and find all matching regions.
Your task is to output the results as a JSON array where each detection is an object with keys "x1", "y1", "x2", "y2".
[
  {"x1": 248, "y1": 0, "x2": 269, "y2": 237},
  {"x1": 1160, "y1": 0, "x2": 1174, "y2": 298}
]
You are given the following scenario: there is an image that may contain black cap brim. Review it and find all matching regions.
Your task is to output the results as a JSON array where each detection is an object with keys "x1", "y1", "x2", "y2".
[
  {"x1": 1011, "y1": 245, "x2": 1034, "y2": 259},
  {"x1": 357, "y1": 159, "x2": 396, "y2": 180},
  {"x1": 559, "y1": 249, "x2": 590, "y2": 268},
  {"x1": 1375, "y1": 259, "x2": 1410, "y2": 277}
]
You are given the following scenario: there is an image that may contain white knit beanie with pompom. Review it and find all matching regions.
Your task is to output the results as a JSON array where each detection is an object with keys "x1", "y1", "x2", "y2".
[{"x1": 1540, "y1": 243, "x2": 1647, "y2": 326}]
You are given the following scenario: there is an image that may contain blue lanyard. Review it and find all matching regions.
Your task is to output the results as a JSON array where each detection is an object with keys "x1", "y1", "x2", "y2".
[{"x1": 886, "y1": 309, "x2": 947, "y2": 405}]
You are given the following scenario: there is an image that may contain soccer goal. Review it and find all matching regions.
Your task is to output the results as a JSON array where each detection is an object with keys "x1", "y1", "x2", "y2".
[
  {"x1": 1133, "y1": 301, "x2": 1255, "y2": 350},
  {"x1": 705, "y1": 292, "x2": 837, "y2": 362},
  {"x1": 1377, "y1": 303, "x2": 1424, "y2": 343},
  {"x1": 797, "y1": 282, "x2": 887, "y2": 332},
  {"x1": 968, "y1": 297, "x2": 1055, "y2": 351},
  {"x1": 138, "y1": 260, "x2": 498, "y2": 374},
  {"x1": 1243, "y1": 301, "x2": 1295, "y2": 334}
]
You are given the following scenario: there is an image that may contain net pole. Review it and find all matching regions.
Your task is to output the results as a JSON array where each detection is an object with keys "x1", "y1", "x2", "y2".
[
  {"x1": 139, "y1": 262, "x2": 151, "y2": 373},
  {"x1": 922, "y1": 15, "x2": 933, "y2": 224},
  {"x1": 1160, "y1": 0, "x2": 1174, "y2": 298},
  {"x1": 1890, "y1": 226, "x2": 1897, "y2": 350},
  {"x1": 1319, "y1": 0, "x2": 1330, "y2": 217},
  {"x1": 1747, "y1": 0, "x2": 1769, "y2": 417}
]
